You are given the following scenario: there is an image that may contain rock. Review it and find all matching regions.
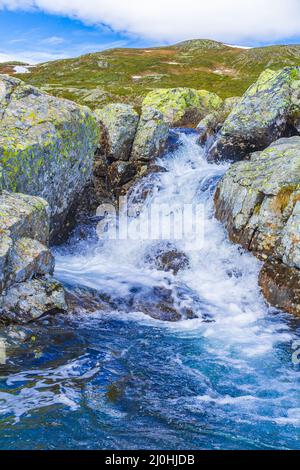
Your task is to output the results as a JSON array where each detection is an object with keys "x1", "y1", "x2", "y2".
[
  {"x1": 214, "y1": 137, "x2": 300, "y2": 257},
  {"x1": 144, "y1": 242, "x2": 190, "y2": 275},
  {"x1": 0, "y1": 191, "x2": 68, "y2": 323},
  {"x1": 94, "y1": 103, "x2": 139, "y2": 161},
  {"x1": 0, "y1": 74, "x2": 99, "y2": 240},
  {"x1": 0, "y1": 277, "x2": 67, "y2": 324},
  {"x1": 207, "y1": 68, "x2": 300, "y2": 162},
  {"x1": 131, "y1": 106, "x2": 169, "y2": 162},
  {"x1": 142, "y1": 87, "x2": 222, "y2": 127},
  {"x1": 280, "y1": 200, "x2": 300, "y2": 268},
  {"x1": 214, "y1": 136, "x2": 300, "y2": 316},
  {"x1": 66, "y1": 282, "x2": 205, "y2": 322},
  {"x1": 197, "y1": 97, "x2": 240, "y2": 145},
  {"x1": 9, "y1": 237, "x2": 55, "y2": 284},
  {"x1": 108, "y1": 161, "x2": 137, "y2": 190},
  {"x1": 259, "y1": 258, "x2": 300, "y2": 317},
  {"x1": 0, "y1": 191, "x2": 49, "y2": 245},
  {"x1": 0, "y1": 191, "x2": 52, "y2": 291},
  {"x1": 0, "y1": 234, "x2": 12, "y2": 292}
]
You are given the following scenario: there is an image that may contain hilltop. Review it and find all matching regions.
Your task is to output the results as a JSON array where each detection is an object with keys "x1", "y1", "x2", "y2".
[{"x1": 4, "y1": 39, "x2": 300, "y2": 108}]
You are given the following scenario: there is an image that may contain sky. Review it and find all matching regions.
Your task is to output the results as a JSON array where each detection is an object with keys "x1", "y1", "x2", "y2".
[{"x1": 0, "y1": 0, "x2": 300, "y2": 64}]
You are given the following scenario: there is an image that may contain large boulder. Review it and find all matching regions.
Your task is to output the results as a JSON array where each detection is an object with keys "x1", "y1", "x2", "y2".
[
  {"x1": 131, "y1": 106, "x2": 169, "y2": 162},
  {"x1": 142, "y1": 88, "x2": 222, "y2": 128},
  {"x1": 94, "y1": 103, "x2": 139, "y2": 161},
  {"x1": 214, "y1": 136, "x2": 300, "y2": 315},
  {"x1": 0, "y1": 191, "x2": 67, "y2": 323},
  {"x1": 0, "y1": 74, "x2": 99, "y2": 240},
  {"x1": 207, "y1": 68, "x2": 300, "y2": 162},
  {"x1": 76, "y1": 105, "x2": 170, "y2": 219},
  {"x1": 197, "y1": 97, "x2": 240, "y2": 145}
]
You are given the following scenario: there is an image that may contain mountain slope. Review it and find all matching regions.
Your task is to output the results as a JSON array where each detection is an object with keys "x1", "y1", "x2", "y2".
[{"x1": 8, "y1": 39, "x2": 300, "y2": 108}]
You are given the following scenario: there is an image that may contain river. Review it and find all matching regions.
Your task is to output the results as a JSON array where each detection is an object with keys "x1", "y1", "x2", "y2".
[{"x1": 0, "y1": 130, "x2": 299, "y2": 449}]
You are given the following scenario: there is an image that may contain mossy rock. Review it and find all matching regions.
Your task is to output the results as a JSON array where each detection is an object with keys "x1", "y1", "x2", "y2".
[
  {"x1": 208, "y1": 67, "x2": 300, "y2": 162},
  {"x1": 142, "y1": 87, "x2": 222, "y2": 128},
  {"x1": 0, "y1": 74, "x2": 99, "y2": 240}
]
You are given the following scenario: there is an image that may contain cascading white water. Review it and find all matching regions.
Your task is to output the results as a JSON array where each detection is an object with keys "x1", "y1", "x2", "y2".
[
  {"x1": 55, "y1": 131, "x2": 298, "y2": 336},
  {"x1": 0, "y1": 131, "x2": 299, "y2": 450},
  {"x1": 53, "y1": 131, "x2": 300, "y2": 445}
]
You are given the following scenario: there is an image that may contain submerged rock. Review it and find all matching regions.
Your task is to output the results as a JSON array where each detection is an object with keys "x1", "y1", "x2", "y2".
[
  {"x1": 66, "y1": 280, "x2": 210, "y2": 322},
  {"x1": 207, "y1": 68, "x2": 300, "y2": 162},
  {"x1": 144, "y1": 242, "x2": 190, "y2": 275},
  {"x1": 94, "y1": 103, "x2": 139, "y2": 161},
  {"x1": 0, "y1": 74, "x2": 99, "y2": 241},
  {"x1": 214, "y1": 136, "x2": 300, "y2": 316},
  {"x1": 142, "y1": 87, "x2": 222, "y2": 127}
]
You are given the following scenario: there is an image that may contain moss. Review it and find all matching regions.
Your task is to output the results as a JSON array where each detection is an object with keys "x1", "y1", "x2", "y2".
[{"x1": 10, "y1": 41, "x2": 300, "y2": 108}]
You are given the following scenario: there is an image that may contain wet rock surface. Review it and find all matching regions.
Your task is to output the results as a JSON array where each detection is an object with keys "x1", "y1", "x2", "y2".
[
  {"x1": 144, "y1": 242, "x2": 190, "y2": 275},
  {"x1": 66, "y1": 281, "x2": 209, "y2": 323},
  {"x1": 0, "y1": 277, "x2": 67, "y2": 324}
]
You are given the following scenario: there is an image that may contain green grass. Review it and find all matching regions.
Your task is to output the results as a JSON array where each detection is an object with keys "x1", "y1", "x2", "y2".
[{"x1": 7, "y1": 39, "x2": 300, "y2": 108}]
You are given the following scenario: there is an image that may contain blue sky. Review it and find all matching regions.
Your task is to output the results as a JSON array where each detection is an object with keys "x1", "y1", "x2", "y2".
[
  {"x1": 1, "y1": 1, "x2": 300, "y2": 64},
  {"x1": 0, "y1": 10, "x2": 159, "y2": 63}
]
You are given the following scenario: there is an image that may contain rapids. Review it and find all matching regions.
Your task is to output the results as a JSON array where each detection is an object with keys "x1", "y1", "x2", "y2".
[{"x1": 0, "y1": 130, "x2": 299, "y2": 449}]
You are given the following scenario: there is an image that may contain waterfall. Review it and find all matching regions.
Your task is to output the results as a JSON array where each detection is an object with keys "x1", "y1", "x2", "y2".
[{"x1": 0, "y1": 131, "x2": 299, "y2": 450}]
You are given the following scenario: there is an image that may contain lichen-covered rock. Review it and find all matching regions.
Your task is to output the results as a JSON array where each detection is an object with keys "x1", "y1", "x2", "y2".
[
  {"x1": 207, "y1": 68, "x2": 300, "y2": 162},
  {"x1": 0, "y1": 276, "x2": 67, "y2": 324},
  {"x1": 0, "y1": 191, "x2": 67, "y2": 323},
  {"x1": 214, "y1": 137, "x2": 300, "y2": 258},
  {"x1": 142, "y1": 88, "x2": 222, "y2": 128},
  {"x1": 280, "y1": 200, "x2": 300, "y2": 268},
  {"x1": 197, "y1": 97, "x2": 240, "y2": 145},
  {"x1": 94, "y1": 104, "x2": 139, "y2": 161},
  {"x1": 0, "y1": 74, "x2": 99, "y2": 240},
  {"x1": 9, "y1": 237, "x2": 55, "y2": 284},
  {"x1": 214, "y1": 136, "x2": 300, "y2": 316},
  {"x1": 131, "y1": 107, "x2": 169, "y2": 162}
]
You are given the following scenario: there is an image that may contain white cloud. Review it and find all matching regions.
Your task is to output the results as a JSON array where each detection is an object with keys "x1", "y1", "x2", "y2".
[
  {"x1": 0, "y1": 49, "x2": 68, "y2": 63},
  {"x1": 1, "y1": 0, "x2": 300, "y2": 43},
  {"x1": 42, "y1": 35, "x2": 65, "y2": 45}
]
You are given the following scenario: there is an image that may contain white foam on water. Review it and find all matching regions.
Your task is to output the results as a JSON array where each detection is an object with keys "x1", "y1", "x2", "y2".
[{"x1": 54, "y1": 132, "x2": 300, "y2": 438}]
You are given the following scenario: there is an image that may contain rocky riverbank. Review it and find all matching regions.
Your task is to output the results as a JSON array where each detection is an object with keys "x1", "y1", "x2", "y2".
[
  {"x1": 2, "y1": 68, "x2": 300, "y2": 322},
  {"x1": 212, "y1": 67, "x2": 300, "y2": 316}
]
